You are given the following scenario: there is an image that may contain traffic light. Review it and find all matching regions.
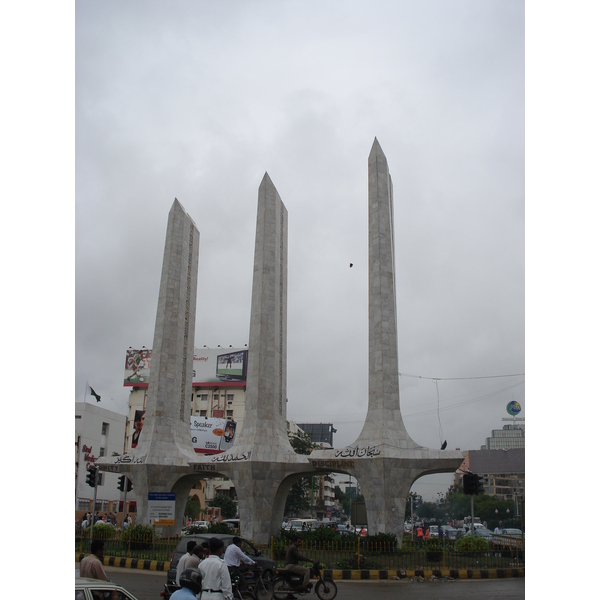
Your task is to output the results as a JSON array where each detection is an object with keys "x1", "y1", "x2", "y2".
[
  {"x1": 462, "y1": 473, "x2": 476, "y2": 495},
  {"x1": 463, "y1": 472, "x2": 485, "y2": 495},
  {"x1": 117, "y1": 475, "x2": 125, "y2": 492},
  {"x1": 86, "y1": 466, "x2": 98, "y2": 488},
  {"x1": 126, "y1": 478, "x2": 133, "y2": 492}
]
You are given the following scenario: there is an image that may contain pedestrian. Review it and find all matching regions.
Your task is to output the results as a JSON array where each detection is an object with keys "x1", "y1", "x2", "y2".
[
  {"x1": 198, "y1": 537, "x2": 233, "y2": 599},
  {"x1": 170, "y1": 568, "x2": 203, "y2": 600},
  {"x1": 187, "y1": 544, "x2": 205, "y2": 570},
  {"x1": 176, "y1": 540, "x2": 197, "y2": 585},
  {"x1": 79, "y1": 540, "x2": 109, "y2": 581}
]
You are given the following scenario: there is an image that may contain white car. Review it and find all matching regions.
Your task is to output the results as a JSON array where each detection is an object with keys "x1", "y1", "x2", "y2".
[{"x1": 76, "y1": 577, "x2": 139, "y2": 600}]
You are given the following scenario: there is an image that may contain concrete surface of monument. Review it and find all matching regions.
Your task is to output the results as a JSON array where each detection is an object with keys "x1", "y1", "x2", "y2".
[
  {"x1": 96, "y1": 143, "x2": 465, "y2": 542},
  {"x1": 97, "y1": 198, "x2": 200, "y2": 529},
  {"x1": 309, "y1": 139, "x2": 464, "y2": 537},
  {"x1": 189, "y1": 173, "x2": 312, "y2": 543}
]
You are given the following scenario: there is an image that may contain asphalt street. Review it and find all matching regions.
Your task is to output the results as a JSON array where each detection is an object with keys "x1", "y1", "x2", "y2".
[{"x1": 104, "y1": 566, "x2": 525, "y2": 600}]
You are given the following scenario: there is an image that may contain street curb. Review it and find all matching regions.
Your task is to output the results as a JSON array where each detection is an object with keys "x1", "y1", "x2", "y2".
[
  {"x1": 324, "y1": 567, "x2": 525, "y2": 580},
  {"x1": 76, "y1": 553, "x2": 170, "y2": 572},
  {"x1": 76, "y1": 554, "x2": 523, "y2": 579}
]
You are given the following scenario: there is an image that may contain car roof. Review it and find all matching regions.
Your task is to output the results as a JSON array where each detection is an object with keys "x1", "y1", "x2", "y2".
[
  {"x1": 176, "y1": 533, "x2": 238, "y2": 550},
  {"x1": 76, "y1": 578, "x2": 126, "y2": 589}
]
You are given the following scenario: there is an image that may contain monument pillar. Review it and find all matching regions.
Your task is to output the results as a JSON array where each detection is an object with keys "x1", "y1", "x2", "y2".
[
  {"x1": 190, "y1": 174, "x2": 311, "y2": 543},
  {"x1": 310, "y1": 139, "x2": 464, "y2": 540},
  {"x1": 98, "y1": 199, "x2": 200, "y2": 531}
]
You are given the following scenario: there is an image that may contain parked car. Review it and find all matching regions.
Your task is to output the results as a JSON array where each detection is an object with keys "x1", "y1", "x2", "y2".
[
  {"x1": 285, "y1": 518, "x2": 319, "y2": 531},
  {"x1": 76, "y1": 577, "x2": 139, "y2": 600},
  {"x1": 501, "y1": 528, "x2": 522, "y2": 536},
  {"x1": 428, "y1": 525, "x2": 440, "y2": 538},
  {"x1": 167, "y1": 534, "x2": 277, "y2": 584},
  {"x1": 221, "y1": 518, "x2": 240, "y2": 533},
  {"x1": 473, "y1": 527, "x2": 493, "y2": 539},
  {"x1": 440, "y1": 525, "x2": 460, "y2": 540}
]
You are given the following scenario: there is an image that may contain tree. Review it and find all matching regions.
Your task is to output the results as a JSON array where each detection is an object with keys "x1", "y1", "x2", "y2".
[
  {"x1": 208, "y1": 493, "x2": 238, "y2": 519},
  {"x1": 185, "y1": 495, "x2": 201, "y2": 521},
  {"x1": 285, "y1": 431, "x2": 318, "y2": 516}
]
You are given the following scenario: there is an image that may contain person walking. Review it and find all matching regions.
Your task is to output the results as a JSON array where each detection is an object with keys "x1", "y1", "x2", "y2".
[
  {"x1": 187, "y1": 544, "x2": 205, "y2": 570},
  {"x1": 176, "y1": 540, "x2": 197, "y2": 585},
  {"x1": 199, "y1": 537, "x2": 233, "y2": 599},
  {"x1": 79, "y1": 540, "x2": 109, "y2": 581}
]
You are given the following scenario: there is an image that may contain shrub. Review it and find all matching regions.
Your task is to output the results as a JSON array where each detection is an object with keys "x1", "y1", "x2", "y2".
[
  {"x1": 455, "y1": 535, "x2": 489, "y2": 553},
  {"x1": 89, "y1": 524, "x2": 116, "y2": 539},
  {"x1": 122, "y1": 524, "x2": 154, "y2": 550},
  {"x1": 205, "y1": 523, "x2": 233, "y2": 534}
]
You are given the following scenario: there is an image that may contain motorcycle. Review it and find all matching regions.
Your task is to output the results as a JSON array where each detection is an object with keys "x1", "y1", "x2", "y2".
[
  {"x1": 272, "y1": 561, "x2": 337, "y2": 600},
  {"x1": 241, "y1": 564, "x2": 273, "y2": 600},
  {"x1": 160, "y1": 582, "x2": 180, "y2": 599}
]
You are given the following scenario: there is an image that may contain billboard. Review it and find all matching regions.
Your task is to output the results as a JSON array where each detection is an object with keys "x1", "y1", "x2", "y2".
[
  {"x1": 125, "y1": 348, "x2": 152, "y2": 384},
  {"x1": 191, "y1": 417, "x2": 237, "y2": 454},
  {"x1": 124, "y1": 347, "x2": 248, "y2": 387},
  {"x1": 129, "y1": 413, "x2": 237, "y2": 454}
]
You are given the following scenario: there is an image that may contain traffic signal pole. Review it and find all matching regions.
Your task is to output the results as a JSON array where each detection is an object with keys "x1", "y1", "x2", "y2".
[
  {"x1": 122, "y1": 484, "x2": 129, "y2": 527},
  {"x1": 470, "y1": 494, "x2": 475, "y2": 536},
  {"x1": 90, "y1": 469, "x2": 99, "y2": 540}
]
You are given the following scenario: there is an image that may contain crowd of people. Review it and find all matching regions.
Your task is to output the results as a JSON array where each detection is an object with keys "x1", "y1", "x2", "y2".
[
  {"x1": 78, "y1": 512, "x2": 133, "y2": 531},
  {"x1": 79, "y1": 534, "x2": 314, "y2": 600}
]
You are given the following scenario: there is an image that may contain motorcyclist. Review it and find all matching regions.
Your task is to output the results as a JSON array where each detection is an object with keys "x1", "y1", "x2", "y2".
[
  {"x1": 285, "y1": 536, "x2": 315, "y2": 591},
  {"x1": 170, "y1": 568, "x2": 203, "y2": 600}
]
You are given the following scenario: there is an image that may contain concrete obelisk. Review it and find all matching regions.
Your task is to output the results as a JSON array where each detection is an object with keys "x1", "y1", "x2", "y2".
[
  {"x1": 311, "y1": 139, "x2": 464, "y2": 539},
  {"x1": 99, "y1": 199, "x2": 200, "y2": 530},
  {"x1": 190, "y1": 173, "x2": 311, "y2": 543}
]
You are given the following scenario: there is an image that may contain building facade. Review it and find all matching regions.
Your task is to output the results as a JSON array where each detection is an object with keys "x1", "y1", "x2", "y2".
[
  {"x1": 480, "y1": 423, "x2": 525, "y2": 450},
  {"x1": 75, "y1": 402, "x2": 127, "y2": 517}
]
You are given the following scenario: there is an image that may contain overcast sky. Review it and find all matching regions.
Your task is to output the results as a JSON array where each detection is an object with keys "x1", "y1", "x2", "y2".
[{"x1": 73, "y1": 0, "x2": 526, "y2": 500}]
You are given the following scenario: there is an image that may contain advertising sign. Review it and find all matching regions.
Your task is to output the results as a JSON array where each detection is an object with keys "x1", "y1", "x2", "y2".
[
  {"x1": 191, "y1": 417, "x2": 237, "y2": 454},
  {"x1": 148, "y1": 492, "x2": 176, "y2": 526},
  {"x1": 506, "y1": 401, "x2": 522, "y2": 416},
  {"x1": 124, "y1": 347, "x2": 248, "y2": 387},
  {"x1": 124, "y1": 348, "x2": 152, "y2": 385}
]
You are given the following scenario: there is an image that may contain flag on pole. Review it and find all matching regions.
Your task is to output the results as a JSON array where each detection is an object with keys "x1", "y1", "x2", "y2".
[{"x1": 87, "y1": 383, "x2": 101, "y2": 402}]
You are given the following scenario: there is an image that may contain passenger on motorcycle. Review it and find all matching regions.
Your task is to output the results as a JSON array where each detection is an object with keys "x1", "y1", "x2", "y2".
[
  {"x1": 170, "y1": 568, "x2": 203, "y2": 600},
  {"x1": 285, "y1": 536, "x2": 315, "y2": 588}
]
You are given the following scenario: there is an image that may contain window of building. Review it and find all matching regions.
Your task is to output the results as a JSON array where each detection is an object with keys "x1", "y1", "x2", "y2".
[
  {"x1": 101, "y1": 422, "x2": 109, "y2": 436},
  {"x1": 97, "y1": 473, "x2": 104, "y2": 486},
  {"x1": 200, "y1": 410, "x2": 207, "y2": 417},
  {"x1": 226, "y1": 410, "x2": 233, "y2": 418},
  {"x1": 99, "y1": 447, "x2": 105, "y2": 457},
  {"x1": 227, "y1": 394, "x2": 234, "y2": 403},
  {"x1": 200, "y1": 394, "x2": 208, "y2": 402}
]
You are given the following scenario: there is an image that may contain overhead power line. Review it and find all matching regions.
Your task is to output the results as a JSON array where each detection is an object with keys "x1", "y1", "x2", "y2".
[{"x1": 399, "y1": 372, "x2": 525, "y2": 381}]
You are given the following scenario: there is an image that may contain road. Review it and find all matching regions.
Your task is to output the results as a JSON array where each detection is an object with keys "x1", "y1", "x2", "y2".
[{"x1": 104, "y1": 566, "x2": 525, "y2": 600}]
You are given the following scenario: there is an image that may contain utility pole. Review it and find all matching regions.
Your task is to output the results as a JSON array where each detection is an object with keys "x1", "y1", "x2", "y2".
[{"x1": 89, "y1": 468, "x2": 99, "y2": 540}]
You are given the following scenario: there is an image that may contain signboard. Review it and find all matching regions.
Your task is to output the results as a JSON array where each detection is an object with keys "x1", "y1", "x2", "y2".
[
  {"x1": 124, "y1": 347, "x2": 248, "y2": 387},
  {"x1": 506, "y1": 401, "x2": 522, "y2": 416},
  {"x1": 148, "y1": 492, "x2": 176, "y2": 526},
  {"x1": 191, "y1": 417, "x2": 237, "y2": 454}
]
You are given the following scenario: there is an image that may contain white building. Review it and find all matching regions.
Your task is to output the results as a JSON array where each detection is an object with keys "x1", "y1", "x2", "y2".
[{"x1": 75, "y1": 402, "x2": 127, "y2": 515}]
